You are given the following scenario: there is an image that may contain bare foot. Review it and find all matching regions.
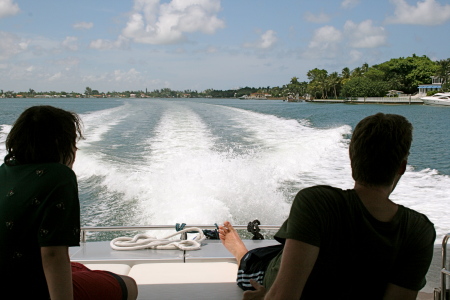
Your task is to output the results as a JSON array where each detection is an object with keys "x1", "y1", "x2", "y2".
[{"x1": 219, "y1": 221, "x2": 249, "y2": 265}]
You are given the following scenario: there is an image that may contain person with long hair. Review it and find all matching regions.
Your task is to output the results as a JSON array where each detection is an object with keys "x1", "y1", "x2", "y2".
[{"x1": 0, "y1": 106, "x2": 137, "y2": 300}]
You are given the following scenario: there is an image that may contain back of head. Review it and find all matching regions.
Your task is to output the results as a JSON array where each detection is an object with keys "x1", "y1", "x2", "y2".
[
  {"x1": 5, "y1": 105, "x2": 83, "y2": 166},
  {"x1": 349, "y1": 113, "x2": 412, "y2": 186}
]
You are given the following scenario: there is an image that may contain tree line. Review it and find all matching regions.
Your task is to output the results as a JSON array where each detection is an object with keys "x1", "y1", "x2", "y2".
[{"x1": 2, "y1": 54, "x2": 449, "y2": 99}]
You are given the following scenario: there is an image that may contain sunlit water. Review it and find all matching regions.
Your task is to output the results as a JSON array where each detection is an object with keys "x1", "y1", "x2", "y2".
[{"x1": 1, "y1": 98, "x2": 449, "y2": 243}]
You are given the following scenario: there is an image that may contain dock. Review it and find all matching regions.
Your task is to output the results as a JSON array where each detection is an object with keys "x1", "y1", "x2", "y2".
[{"x1": 307, "y1": 96, "x2": 424, "y2": 105}]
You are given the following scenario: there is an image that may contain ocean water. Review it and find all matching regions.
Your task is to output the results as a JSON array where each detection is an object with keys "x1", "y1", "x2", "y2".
[{"x1": 1, "y1": 98, "x2": 449, "y2": 243}]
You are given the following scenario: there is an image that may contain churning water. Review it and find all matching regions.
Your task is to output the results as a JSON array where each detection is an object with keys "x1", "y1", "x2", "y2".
[{"x1": 1, "y1": 98, "x2": 449, "y2": 242}]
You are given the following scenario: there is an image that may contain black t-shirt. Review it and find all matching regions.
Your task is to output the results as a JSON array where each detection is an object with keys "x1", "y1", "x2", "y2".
[
  {"x1": 0, "y1": 161, "x2": 80, "y2": 299},
  {"x1": 269, "y1": 185, "x2": 436, "y2": 299}
]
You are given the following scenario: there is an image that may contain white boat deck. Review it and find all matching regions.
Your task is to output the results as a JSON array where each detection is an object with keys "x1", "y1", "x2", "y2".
[
  {"x1": 70, "y1": 225, "x2": 446, "y2": 300},
  {"x1": 70, "y1": 239, "x2": 278, "y2": 300}
]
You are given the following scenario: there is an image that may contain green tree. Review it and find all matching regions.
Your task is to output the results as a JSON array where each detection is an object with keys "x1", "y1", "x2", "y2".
[
  {"x1": 307, "y1": 68, "x2": 328, "y2": 99},
  {"x1": 340, "y1": 67, "x2": 351, "y2": 85},
  {"x1": 371, "y1": 54, "x2": 438, "y2": 94},
  {"x1": 435, "y1": 58, "x2": 450, "y2": 91},
  {"x1": 351, "y1": 67, "x2": 363, "y2": 78},
  {"x1": 327, "y1": 72, "x2": 341, "y2": 99},
  {"x1": 341, "y1": 77, "x2": 389, "y2": 98},
  {"x1": 284, "y1": 77, "x2": 308, "y2": 99},
  {"x1": 85, "y1": 87, "x2": 92, "y2": 97}
]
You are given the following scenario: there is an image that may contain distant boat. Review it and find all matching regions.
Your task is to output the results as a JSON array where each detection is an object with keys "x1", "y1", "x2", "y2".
[{"x1": 421, "y1": 93, "x2": 450, "y2": 106}]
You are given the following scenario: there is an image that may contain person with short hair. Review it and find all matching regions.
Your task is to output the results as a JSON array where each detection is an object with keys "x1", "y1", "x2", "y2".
[
  {"x1": 220, "y1": 113, "x2": 435, "y2": 300},
  {"x1": 0, "y1": 106, "x2": 138, "y2": 300}
]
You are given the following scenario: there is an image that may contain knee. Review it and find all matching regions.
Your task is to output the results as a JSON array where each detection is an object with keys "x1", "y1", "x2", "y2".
[{"x1": 120, "y1": 275, "x2": 138, "y2": 300}]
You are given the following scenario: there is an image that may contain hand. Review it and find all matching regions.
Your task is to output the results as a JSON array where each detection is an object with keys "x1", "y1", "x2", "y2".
[{"x1": 242, "y1": 280, "x2": 267, "y2": 300}]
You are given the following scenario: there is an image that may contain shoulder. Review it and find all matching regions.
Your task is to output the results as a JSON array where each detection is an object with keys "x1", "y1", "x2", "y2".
[
  {"x1": 397, "y1": 206, "x2": 436, "y2": 247},
  {"x1": 298, "y1": 185, "x2": 349, "y2": 195},
  {"x1": 41, "y1": 162, "x2": 75, "y2": 174},
  {"x1": 1, "y1": 162, "x2": 75, "y2": 182},
  {"x1": 294, "y1": 185, "x2": 353, "y2": 205},
  {"x1": 13, "y1": 163, "x2": 77, "y2": 191},
  {"x1": 399, "y1": 206, "x2": 435, "y2": 233},
  {"x1": 288, "y1": 186, "x2": 359, "y2": 221},
  {"x1": 35, "y1": 163, "x2": 76, "y2": 181}
]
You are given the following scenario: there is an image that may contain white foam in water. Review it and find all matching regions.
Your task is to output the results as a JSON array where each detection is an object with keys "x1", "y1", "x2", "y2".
[
  {"x1": 393, "y1": 167, "x2": 450, "y2": 240},
  {"x1": 73, "y1": 101, "x2": 450, "y2": 242},
  {"x1": 0, "y1": 125, "x2": 12, "y2": 159},
  {"x1": 79, "y1": 103, "x2": 131, "y2": 144},
  {"x1": 74, "y1": 103, "x2": 351, "y2": 228}
]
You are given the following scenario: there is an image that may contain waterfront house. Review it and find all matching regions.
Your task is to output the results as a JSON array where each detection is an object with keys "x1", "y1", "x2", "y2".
[{"x1": 417, "y1": 76, "x2": 443, "y2": 96}]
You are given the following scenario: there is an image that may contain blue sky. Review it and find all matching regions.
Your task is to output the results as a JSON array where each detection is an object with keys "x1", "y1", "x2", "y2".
[{"x1": 1, "y1": 0, "x2": 450, "y2": 93}]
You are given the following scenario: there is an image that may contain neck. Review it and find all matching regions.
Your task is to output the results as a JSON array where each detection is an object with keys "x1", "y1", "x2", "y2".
[{"x1": 354, "y1": 181, "x2": 398, "y2": 222}]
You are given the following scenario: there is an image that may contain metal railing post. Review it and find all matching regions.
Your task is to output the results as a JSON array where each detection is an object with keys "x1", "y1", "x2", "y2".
[{"x1": 441, "y1": 234, "x2": 450, "y2": 300}]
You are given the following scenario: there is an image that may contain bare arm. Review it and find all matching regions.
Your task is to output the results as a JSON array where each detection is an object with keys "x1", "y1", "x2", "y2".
[
  {"x1": 41, "y1": 246, "x2": 73, "y2": 300},
  {"x1": 383, "y1": 283, "x2": 418, "y2": 300},
  {"x1": 264, "y1": 239, "x2": 319, "y2": 300}
]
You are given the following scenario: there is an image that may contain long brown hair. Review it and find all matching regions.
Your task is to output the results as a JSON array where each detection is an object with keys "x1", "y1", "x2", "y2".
[{"x1": 5, "y1": 106, "x2": 83, "y2": 166}]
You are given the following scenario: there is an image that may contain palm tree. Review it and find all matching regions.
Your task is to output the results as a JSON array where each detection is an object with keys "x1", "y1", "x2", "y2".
[
  {"x1": 28, "y1": 88, "x2": 35, "y2": 98},
  {"x1": 307, "y1": 68, "x2": 328, "y2": 99},
  {"x1": 327, "y1": 72, "x2": 340, "y2": 99},
  {"x1": 351, "y1": 67, "x2": 363, "y2": 78},
  {"x1": 85, "y1": 87, "x2": 92, "y2": 97},
  {"x1": 361, "y1": 62, "x2": 369, "y2": 74},
  {"x1": 435, "y1": 59, "x2": 450, "y2": 90},
  {"x1": 341, "y1": 67, "x2": 351, "y2": 84},
  {"x1": 290, "y1": 77, "x2": 300, "y2": 85}
]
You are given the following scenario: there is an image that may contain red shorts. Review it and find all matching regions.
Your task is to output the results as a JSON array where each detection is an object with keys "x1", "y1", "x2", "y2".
[{"x1": 71, "y1": 262, "x2": 127, "y2": 300}]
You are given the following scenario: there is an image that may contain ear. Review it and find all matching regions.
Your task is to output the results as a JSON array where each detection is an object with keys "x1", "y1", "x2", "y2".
[{"x1": 398, "y1": 160, "x2": 407, "y2": 175}]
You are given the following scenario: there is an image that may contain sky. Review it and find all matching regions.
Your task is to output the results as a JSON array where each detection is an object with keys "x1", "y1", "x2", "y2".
[{"x1": 1, "y1": 0, "x2": 450, "y2": 93}]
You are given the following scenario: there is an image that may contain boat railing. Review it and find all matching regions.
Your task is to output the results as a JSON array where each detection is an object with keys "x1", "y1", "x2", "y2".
[
  {"x1": 435, "y1": 233, "x2": 450, "y2": 300},
  {"x1": 80, "y1": 224, "x2": 281, "y2": 243}
]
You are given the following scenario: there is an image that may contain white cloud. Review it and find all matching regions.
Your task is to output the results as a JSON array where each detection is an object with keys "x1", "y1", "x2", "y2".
[
  {"x1": 61, "y1": 36, "x2": 79, "y2": 51},
  {"x1": 341, "y1": 0, "x2": 360, "y2": 9},
  {"x1": 79, "y1": 68, "x2": 166, "y2": 90},
  {"x1": 206, "y1": 46, "x2": 218, "y2": 53},
  {"x1": 82, "y1": 68, "x2": 142, "y2": 83},
  {"x1": 112, "y1": 68, "x2": 141, "y2": 82},
  {"x1": 304, "y1": 12, "x2": 330, "y2": 23},
  {"x1": 89, "y1": 36, "x2": 129, "y2": 50},
  {"x1": 53, "y1": 57, "x2": 81, "y2": 67},
  {"x1": 73, "y1": 22, "x2": 94, "y2": 30},
  {"x1": 49, "y1": 72, "x2": 62, "y2": 81},
  {"x1": 348, "y1": 49, "x2": 363, "y2": 63},
  {"x1": 122, "y1": 0, "x2": 225, "y2": 44},
  {"x1": 386, "y1": 0, "x2": 450, "y2": 25},
  {"x1": 244, "y1": 30, "x2": 278, "y2": 49},
  {"x1": 307, "y1": 25, "x2": 343, "y2": 57},
  {"x1": 0, "y1": 31, "x2": 28, "y2": 60},
  {"x1": 344, "y1": 20, "x2": 387, "y2": 48},
  {"x1": 0, "y1": 0, "x2": 20, "y2": 18}
]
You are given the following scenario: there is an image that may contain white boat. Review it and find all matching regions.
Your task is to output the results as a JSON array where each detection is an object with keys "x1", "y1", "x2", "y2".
[
  {"x1": 72, "y1": 224, "x2": 444, "y2": 300},
  {"x1": 421, "y1": 93, "x2": 450, "y2": 106},
  {"x1": 72, "y1": 224, "x2": 279, "y2": 300}
]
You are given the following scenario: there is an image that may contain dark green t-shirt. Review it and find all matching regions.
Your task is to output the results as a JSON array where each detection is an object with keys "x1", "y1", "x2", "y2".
[
  {"x1": 264, "y1": 185, "x2": 436, "y2": 299},
  {"x1": 0, "y1": 161, "x2": 80, "y2": 299}
]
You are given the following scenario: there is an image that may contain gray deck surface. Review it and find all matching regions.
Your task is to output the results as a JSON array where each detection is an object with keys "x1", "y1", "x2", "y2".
[
  {"x1": 185, "y1": 239, "x2": 279, "y2": 262},
  {"x1": 70, "y1": 241, "x2": 184, "y2": 264}
]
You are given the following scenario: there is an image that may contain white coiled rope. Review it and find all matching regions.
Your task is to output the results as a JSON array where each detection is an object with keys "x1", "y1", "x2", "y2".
[{"x1": 110, "y1": 227, "x2": 206, "y2": 251}]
